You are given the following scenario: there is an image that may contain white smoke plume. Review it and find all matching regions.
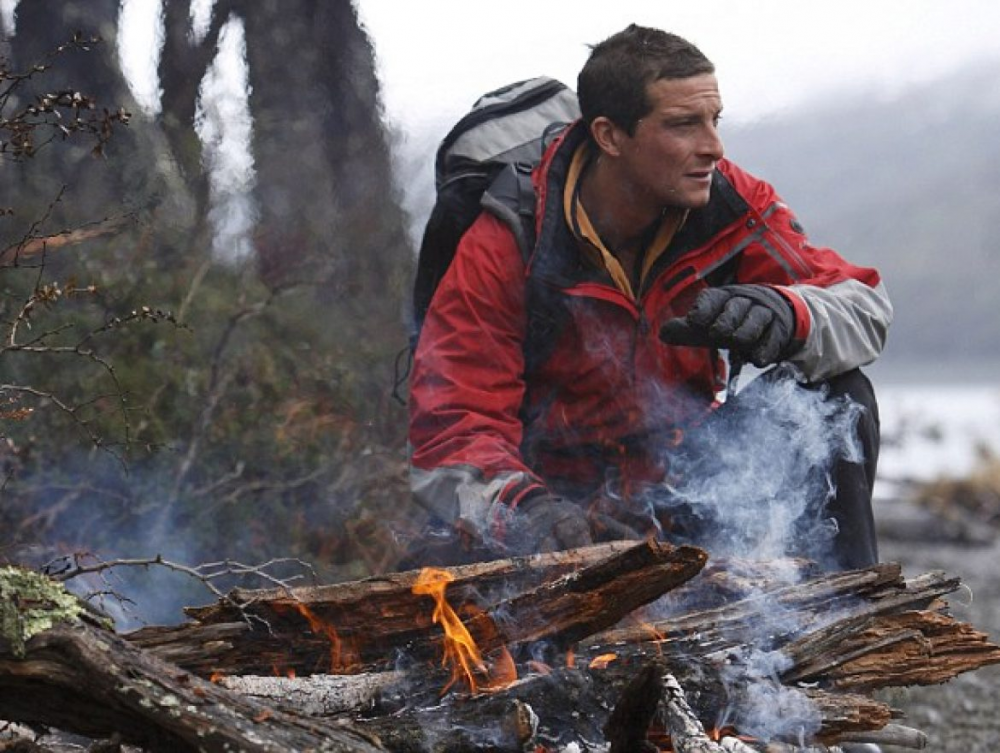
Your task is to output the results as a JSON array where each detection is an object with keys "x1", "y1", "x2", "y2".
[{"x1": 656, "y1": 367, "x2": 863, "y2": 568}]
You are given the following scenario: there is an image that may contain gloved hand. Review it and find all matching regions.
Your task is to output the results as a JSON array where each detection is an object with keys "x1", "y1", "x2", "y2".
[
  {"x1": 517, "y1": 494, "x2": 593, "y2": 553},
  {"x1": 659, "y1": 284, "x2": 797, "y2": 367}
]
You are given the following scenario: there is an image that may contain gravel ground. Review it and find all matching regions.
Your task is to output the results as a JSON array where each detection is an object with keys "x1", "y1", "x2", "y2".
[{"x1": 875, "y1": 495, "x2": 1000, "y2": 753}]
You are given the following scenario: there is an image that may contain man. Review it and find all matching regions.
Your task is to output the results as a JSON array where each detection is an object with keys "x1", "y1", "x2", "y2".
[{"x1": 408, "y1": 25, "x2": 892, "y2": 571}]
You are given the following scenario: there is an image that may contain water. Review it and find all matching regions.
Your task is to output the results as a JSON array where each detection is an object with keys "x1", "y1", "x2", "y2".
[{"x1": 875, "y1": 381, "x2": 1000, "y2": 487}]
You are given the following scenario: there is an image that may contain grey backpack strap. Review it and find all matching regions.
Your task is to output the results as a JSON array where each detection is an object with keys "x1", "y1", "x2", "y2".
[{"x1": 481, "y1": 162, "x2": 537, "y2": 264}]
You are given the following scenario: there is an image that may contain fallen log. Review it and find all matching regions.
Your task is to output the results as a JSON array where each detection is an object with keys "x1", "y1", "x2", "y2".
[
  {"x1": 130, "y1": 539, "x2": 708, "y2": 677},
  {"x1": 0, "y1": 567, "x2": 386, "y2": 753}
]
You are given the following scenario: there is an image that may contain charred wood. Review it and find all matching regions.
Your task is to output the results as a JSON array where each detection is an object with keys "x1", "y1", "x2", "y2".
[
  {"x1": 595, "y1": 562, "x2": 907, "y2": 650},
  {"x1": 130, "y1": 540, "x2": 708, "y2": 678},
  {"x1": 590, "y1": 564, "x2": 1000, "y2": 696},
  {"x1": 604, "y1": 662, "x2": 662, "y2": 753},
  {"x1": 4, "y1": 553, "x2": 999, "y2": 752},
  {"x1": 658, "y1": 670, "x2": 732, "y2": 753},
  {"x1": 336, "y1": 656, "x2": 892, "y2": 753},
  {"x1": 149, "y1": 558, "x2": 995, "y2": 751},
  {"x1": 185, "y1": 541, "x2": 640, "y2": 624}
]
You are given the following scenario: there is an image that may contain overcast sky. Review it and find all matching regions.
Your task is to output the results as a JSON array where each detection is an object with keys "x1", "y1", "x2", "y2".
[
  {"x1": 354, "y1": 0, "x2": 1000, "y2": 229},
  {"x1": 357, "y1": 0, "x2": 1000, "y2": 134}
]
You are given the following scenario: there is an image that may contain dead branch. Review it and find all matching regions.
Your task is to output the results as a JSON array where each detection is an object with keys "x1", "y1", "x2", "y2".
[{"x1": 45, "y1": 552, "x2": 319, "y2": 628}]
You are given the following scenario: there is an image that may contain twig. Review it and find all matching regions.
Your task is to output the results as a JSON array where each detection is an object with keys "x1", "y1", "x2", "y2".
[
  {"x1": 0, "y1": 185, "x2": 67, "y2": 271},
  {"x1": 168, "y1": 293, "x2": 272, "y2": 505},
  {"x1": 43, "y1": 553, "x2": 320, "y2": 629},
  {"x1": 0, "y1": 214, "x2": 130, "y2": 267}
]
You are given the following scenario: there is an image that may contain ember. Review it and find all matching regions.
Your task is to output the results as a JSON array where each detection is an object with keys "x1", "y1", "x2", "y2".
[{"x1": 588, "y1": 652, "x2": 618, "y2": 669}]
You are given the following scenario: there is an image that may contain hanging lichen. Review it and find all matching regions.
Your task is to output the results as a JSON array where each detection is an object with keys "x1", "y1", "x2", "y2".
[{"x1": 0, "y1": 566, "x2": 87, "y2": 658}]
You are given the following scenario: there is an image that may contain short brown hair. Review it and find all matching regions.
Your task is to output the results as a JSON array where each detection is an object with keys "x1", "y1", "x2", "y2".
[{"x1": 578, "y1": 24, "x2": 715, "y2": 136}]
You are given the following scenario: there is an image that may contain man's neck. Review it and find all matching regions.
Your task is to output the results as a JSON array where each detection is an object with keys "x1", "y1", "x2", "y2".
[{"x1": 579, "y1": 154, "x2": 678, "y2": 256}]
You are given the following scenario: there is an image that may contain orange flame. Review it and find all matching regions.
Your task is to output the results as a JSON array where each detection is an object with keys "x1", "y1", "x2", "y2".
[
  {"x1": 277, "y1": 600, "x2": 358, "y2": 673},
  {"x1": 640, "y1": 621, "x2": 667, "y2": 657},
  {"x1": 412, "y1": 567, "x2": 516, "y2": 694}
]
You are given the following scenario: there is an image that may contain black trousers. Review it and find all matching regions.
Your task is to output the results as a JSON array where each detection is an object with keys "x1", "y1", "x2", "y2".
[{"x1": 813, "y1": 368, "x2": 881, "y2": 569}]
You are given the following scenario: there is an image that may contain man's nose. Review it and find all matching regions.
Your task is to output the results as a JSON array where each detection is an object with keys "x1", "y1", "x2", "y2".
[{"x1": 701, "y1": 124, "x2": 725, "y2": 160}]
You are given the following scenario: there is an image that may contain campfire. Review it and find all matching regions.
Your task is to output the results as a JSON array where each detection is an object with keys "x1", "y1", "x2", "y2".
[{"x1": 2, "y1": 541, "x2": 999, "y2": 752}]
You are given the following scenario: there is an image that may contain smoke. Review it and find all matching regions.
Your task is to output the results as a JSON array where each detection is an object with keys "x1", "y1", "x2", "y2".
[
  {"x1": 654, "y1": 366, "x2": 863, "y2": 569},
  {"x1": 647, "y1": 366, "x2": 864, "y2": 742},
  {"x1": 713, "y1": 644, "x2": 823, "y2": 743}
]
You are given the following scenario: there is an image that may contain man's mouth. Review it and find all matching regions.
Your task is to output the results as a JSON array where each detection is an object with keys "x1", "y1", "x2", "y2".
[{"x1": 686, "y1": 169, "x2": 713, "y2": 182}]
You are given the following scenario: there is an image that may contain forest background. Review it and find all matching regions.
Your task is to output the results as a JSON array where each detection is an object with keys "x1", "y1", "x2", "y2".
[{"x1": 2, "y1": 1, "x2": 999, "y2": 627}]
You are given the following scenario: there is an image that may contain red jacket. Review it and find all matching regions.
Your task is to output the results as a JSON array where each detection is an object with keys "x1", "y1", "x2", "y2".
[{"x1": 409, "y1": 122, "x2": 891, "y2": 543}]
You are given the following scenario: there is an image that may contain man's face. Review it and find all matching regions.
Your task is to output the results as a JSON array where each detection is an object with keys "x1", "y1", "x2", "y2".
[{"x1": 612, "y1": 74, "x2": 725, "y2": 210}]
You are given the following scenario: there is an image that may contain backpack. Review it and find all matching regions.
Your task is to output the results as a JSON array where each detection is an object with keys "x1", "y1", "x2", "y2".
[{"x1": 410, "y1": 77, "x2": 581, "y2": 346}]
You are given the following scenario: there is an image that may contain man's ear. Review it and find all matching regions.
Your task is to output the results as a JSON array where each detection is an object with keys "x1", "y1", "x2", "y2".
[{"x1": 589, "y1": 116, "x2": 625, "y2": 158}]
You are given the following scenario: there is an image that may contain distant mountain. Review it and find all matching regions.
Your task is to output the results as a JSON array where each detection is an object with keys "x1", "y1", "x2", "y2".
[{"x1": 722, "y1": 59, "x2": 1000, "y2": 379}]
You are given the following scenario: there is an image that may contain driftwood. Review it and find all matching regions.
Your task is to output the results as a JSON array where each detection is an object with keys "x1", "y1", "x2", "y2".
[
  {"x1": 591, "y1": 563, "x2": 998, "y2": 694},
  {"x1": 0, "y1": 619, "x2": 386, "y2": 752},
  {"x1": 3, "y1": 544, "x2": 1000, "y2": 752},
  {"x1": 129, "y1": 539, "x2": 708, "y2": 677}
]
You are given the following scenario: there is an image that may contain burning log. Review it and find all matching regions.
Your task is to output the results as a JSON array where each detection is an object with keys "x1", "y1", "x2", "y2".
[
  {"x1": 605, "y1": 662, "x2": 758, "y2": 753},
  {"x1": 129, "y1": 539, "x2": 708, "y2": 678},
  {"x1": 3, "y1": 547, "x2": 999, "y2": 752},
  {"x1": 186, "y1": 559, "x2": 998, "y2": 750},
  {"x1": 590, "y1": 562, "x2": 994, "y2": 695}
]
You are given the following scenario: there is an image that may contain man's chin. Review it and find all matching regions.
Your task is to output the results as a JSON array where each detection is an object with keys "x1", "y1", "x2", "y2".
[{"x1": 674, "y1": 191, "x2": 712, "y2": 210}]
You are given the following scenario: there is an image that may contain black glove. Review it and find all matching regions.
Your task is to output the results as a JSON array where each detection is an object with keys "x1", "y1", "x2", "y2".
[
  {"x1": 659, "y1": 284, "x2": 797, "y2": 367},
  {"x1": 517, "y1": 494, "x2": 593, "y2": 553}
]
